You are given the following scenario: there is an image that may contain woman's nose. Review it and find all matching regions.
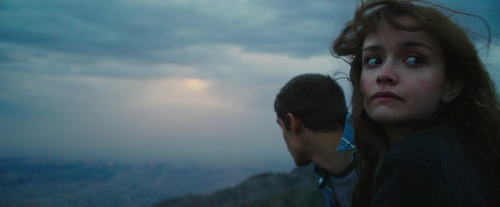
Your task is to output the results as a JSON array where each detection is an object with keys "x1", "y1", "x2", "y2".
[{"x1": 376, "y1": 59, "x2": 398, "y2": 85}]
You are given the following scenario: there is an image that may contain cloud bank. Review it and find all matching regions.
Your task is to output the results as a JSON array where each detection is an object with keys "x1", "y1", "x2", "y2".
[{"x1": 1, "y1": 0, "x2": 499, "y2": 164}]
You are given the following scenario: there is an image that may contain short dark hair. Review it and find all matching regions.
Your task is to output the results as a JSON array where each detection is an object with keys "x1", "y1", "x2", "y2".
[{"x1": 274, "y1": 73, "x2": 347, "y2": 132}]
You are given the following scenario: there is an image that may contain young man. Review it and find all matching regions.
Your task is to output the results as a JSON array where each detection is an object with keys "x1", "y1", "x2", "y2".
[{"x1": 274, "y1": 73, "x2": 357, "y2": 207}]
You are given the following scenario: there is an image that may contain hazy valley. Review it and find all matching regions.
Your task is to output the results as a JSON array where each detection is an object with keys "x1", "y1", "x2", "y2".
[{"x1": 1, "y1": 157, "x2": 296, "y2": 207}]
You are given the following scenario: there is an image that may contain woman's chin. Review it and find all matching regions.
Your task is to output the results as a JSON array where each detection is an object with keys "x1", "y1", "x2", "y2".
[{"x1": 368, "y1": 111, "x2": 401, "y2": 124}]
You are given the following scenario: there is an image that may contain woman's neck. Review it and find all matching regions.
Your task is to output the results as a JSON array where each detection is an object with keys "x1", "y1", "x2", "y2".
[
  {"x1": 383, "y1": 127, "x2": 404, "y2": 143},
  {"x1": 383, "y1": 123, "x2": 421, "y2": 144}
]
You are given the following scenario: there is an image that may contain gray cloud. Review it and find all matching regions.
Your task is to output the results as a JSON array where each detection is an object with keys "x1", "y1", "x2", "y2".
[
  {"x1": 2, "y1": 0, "x2": 498, "y2": 77},
  {"x1": 1, "y1": 0, "x2": 353, "y2": 69},
  {"x1": 1, "y1": 0, "x2": 499, "y2": 164}
]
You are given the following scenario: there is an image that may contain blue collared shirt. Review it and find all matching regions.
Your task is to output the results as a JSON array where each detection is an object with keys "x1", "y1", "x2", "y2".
[
  {"x1": 315, "y1": 163, "x2": 357, "y2": 207},
  {"x1": 337, "y1": 114, "x2": 355, "y2": 152}
]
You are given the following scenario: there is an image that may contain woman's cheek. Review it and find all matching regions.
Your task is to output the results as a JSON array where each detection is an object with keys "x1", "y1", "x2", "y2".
[{"x1": 359, "y1": 74, "x2": 371, "y2": 98}]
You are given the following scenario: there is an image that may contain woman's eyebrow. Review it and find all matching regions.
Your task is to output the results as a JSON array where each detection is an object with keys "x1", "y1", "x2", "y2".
[
  {"x1": 399, "y1": 41, "x2": 434, "y2": 51},
  {"x1": 362, "y1": 45, "x2": 383, "y2": 53},
  {"x1": 362, "y1": 41, "x2": 434, "y2": 53}
]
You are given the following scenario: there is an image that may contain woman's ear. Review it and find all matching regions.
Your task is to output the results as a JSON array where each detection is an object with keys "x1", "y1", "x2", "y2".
[
  {"x1": 442, "y1": 74, "x2": 465, "y2": 103},
  {"x1": 286, "y1": 113, "x2": 302, "y2": 134}
]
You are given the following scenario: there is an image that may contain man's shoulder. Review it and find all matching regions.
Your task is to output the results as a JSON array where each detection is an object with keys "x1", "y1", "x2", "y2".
[{"x1": 314, "y1": 163, "x2": 357, "y2": 181}]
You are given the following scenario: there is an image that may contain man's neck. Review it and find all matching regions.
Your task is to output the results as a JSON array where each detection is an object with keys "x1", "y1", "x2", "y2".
[{"x1": 307, "y1": 130, "x2": 354, "y2": 175}]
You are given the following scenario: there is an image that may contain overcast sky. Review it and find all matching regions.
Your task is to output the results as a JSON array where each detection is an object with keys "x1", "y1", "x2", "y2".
[{"x1": 1, "y1": 0, "x2": 499, "y2": 165}]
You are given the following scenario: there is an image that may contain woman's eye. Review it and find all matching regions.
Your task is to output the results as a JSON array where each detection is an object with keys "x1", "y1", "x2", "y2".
[
  {"x1": 404, "y1": 56, "x2": 424, "y2": 65},
  {"x1": 365, "y1": 57, "x2": 382, "y2": 66}
]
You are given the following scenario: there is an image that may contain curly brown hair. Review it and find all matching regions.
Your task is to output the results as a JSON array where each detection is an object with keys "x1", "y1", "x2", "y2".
[{"x1": 331, "y1": 0, "x2": 500, "y2": 204}]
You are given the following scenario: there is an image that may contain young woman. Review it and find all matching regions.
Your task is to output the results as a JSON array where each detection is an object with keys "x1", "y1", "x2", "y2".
[{"x1": 331, "y1": 0, "x2": 500, "y2": 206}]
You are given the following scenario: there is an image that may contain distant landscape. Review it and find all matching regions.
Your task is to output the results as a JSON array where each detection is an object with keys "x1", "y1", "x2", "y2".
[{"x1": 0, "y1": 157, "x2": 298, "y2": 207}]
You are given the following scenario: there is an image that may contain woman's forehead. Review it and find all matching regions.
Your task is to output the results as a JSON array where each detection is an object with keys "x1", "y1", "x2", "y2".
[{"x1": 362, "y1": 17, "x2": 438, "y2": 51}]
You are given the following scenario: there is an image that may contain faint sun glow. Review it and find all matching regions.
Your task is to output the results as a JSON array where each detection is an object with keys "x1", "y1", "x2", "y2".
[{"x1": 183, "y1": 78, "x2": 208, "y2": 91}]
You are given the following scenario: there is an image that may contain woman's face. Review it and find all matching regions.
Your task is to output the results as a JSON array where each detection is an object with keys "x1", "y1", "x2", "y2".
[{"x1": 360, "y1": 16, "x2": 452, "y2": 134}]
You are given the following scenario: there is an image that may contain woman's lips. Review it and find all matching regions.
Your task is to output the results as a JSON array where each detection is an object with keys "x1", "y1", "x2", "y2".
[{"x1": 372, "y1": 91, "x2": 401, "y2": 102}]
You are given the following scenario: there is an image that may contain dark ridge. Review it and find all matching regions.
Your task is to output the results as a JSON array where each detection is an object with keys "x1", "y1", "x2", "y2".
[{"x1": 152, "y1": 164, "x2": 323, "y2": 207}]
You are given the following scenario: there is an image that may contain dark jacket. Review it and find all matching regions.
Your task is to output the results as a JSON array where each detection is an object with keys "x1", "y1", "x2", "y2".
[{"x1": 359, "y1": 117, "x2": 498, "y2": 206}]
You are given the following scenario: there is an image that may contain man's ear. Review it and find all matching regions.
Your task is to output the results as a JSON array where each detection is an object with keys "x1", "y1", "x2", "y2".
[
  {"x1": 442, "y1": 74, "x2": 465, "y2": 103},
  {"x1": 286, "y1": 113, "x2": 302, "y2": 134}
]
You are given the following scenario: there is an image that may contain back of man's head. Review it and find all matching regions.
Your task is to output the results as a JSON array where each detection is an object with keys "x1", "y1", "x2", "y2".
[{"x1": 274, "y1": 73, "x2": 347, "y2": 132}]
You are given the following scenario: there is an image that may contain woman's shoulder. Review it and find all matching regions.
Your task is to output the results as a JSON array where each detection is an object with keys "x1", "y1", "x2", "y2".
[
  {"x1": 378, "y1": 120, "x2": 497, "y2": 206},
  {"x1": 388, "y1": 119, "x2": 463, "y2": 159}
]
